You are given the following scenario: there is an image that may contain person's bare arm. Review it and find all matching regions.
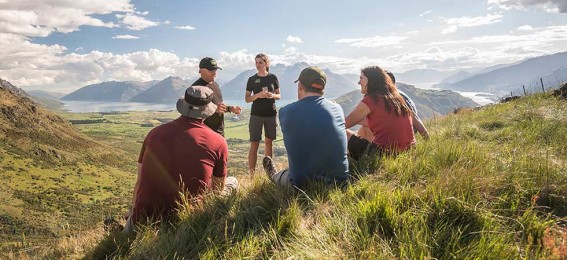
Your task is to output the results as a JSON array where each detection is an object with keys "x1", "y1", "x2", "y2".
[
  {"x1": 412, "y1": 115, "x2": 430, "y2": 140},
  {"x1": 269, "y1": 88, "x2": 281, "y2": 100},
  {"x1": 345, "y1": 102, "x2": 371, "y2": 129},
  {"x1": 245, "y1": 90, "x2": 267, "y2": 103}
]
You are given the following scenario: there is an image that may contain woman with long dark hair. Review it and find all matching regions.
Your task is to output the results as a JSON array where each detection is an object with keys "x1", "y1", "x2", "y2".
[
  {"x1": 345, "y1": 66, "x2": 415, "y2": 158},
  {"x1": 245, "y1": 53, "x2": 281, "y2": 176}
]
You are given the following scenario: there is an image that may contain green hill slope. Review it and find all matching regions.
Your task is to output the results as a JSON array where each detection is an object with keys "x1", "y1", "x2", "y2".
[
  {"x1": 90, "y1": 93, "x2": 566, "y2": 259},
  {"x1": 0, "y1": 79, "x2": 136, "y2": 257}
]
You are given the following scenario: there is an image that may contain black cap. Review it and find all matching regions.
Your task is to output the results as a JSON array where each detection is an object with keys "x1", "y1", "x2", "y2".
[{"x1": 199, "y1": 57, "x2": 222, "y2": 71}]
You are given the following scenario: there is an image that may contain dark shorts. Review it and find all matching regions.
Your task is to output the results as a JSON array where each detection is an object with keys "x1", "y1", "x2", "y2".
[
  {"x1": 249, "y1": 115, "x2": 277, "y2": 142},
  {"x1": 347, "y1": 135, "x2": 383, "y2": 160}
]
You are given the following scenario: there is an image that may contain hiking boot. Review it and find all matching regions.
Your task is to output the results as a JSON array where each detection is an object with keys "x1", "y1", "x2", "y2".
[
  {"x1": 103, "y1": 217, "x2": 124, "y2": 233},
  {"x1": 222, "y1": 176, "x2": 239, "y2": 195},
  {"x1": 263, "y1": 156, "x2": 277, "y2": 179}
]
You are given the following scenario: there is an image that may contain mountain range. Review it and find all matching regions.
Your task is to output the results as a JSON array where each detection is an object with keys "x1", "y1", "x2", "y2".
[
  {"x1": 436, "y1": 51, "x2": 567, "y2": 94},
  {"x1": 62, "y1": 80, "x2": 157, "y2": 102},
  {"x1": 129, "y1": 76, "x2": 190, "y2": 103},
  {"x1": 46, "y1": 63, "x2": 481, "y2": 117},
  {"x1": 394, "y1": 69, "x2": 458, "y2": 86},
  {"x1": 221, "y1": 62, "x2": 358, "y2": 100}
]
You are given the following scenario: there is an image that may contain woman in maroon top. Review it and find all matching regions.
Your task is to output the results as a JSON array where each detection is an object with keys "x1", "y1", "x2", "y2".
[{"x1": 345, "y1": 66, "x2": 415, "y2": 158}]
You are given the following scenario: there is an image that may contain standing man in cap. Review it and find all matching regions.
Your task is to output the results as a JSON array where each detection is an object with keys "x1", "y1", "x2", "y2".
[
  {"x1": 124, "y1": 85, "x2": 238, "y2": 233},
  {"x1": 262, "y1": 66, "x2": 349, "y2": 190},
  {"x1": 192, "y1": 57, "x2": 242, "y2": 136}
]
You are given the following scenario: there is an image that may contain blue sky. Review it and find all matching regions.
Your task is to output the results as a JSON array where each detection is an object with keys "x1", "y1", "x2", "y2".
[{"x1": 0, "y1": 0, "x2": 566, "y2": 92}]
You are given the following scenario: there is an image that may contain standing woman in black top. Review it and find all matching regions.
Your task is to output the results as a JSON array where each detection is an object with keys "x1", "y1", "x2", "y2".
[{"x1": 245, "y1": 53, "x2": 281, "y2": 176}]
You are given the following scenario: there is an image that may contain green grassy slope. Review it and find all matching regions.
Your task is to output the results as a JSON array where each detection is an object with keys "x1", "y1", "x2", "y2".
[
  {"x1": 0, "y1": 81, "x2": 136, "y2": 257},
  {"x1": 89, "y1": 93, "x2": 566, "y2": 259}
]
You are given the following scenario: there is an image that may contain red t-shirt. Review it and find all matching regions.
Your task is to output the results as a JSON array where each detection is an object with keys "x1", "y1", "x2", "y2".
[
  {"x1": 362, "y1": 95, "x2": 415, "y2": 152},
  {"x1": 132, "y1": 116, "x2": 227, "y2": 221}
]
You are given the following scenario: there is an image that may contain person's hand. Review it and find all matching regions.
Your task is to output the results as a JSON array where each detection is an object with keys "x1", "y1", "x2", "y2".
[
  {"x1": 266, "y1": 92, "x2": 274, "y2": 99},
  {"x1": 231, "y1": 106, "x2": 242, "y2": 115},
  {"x1": 256, "y1": 92, "x2": 268, "y2": 99},
  {"x1": 216, "y1": 102, "x2": 227, "y2": 114}
]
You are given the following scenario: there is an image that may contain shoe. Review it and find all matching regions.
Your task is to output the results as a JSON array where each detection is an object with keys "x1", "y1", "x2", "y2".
[{"x1": 263, "y1": 156, "x2": 277, "y2": 178}]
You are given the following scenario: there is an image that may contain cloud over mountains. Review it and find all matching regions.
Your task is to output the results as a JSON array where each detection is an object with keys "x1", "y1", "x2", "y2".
[{"x1": 489, "y1": 0, "x2": 567, "y2": 13}]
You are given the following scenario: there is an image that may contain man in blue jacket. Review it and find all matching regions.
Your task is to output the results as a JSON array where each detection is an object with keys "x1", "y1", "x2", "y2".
[{"x1": 262, "y1": 66, "x2": 349, "y2": 190}]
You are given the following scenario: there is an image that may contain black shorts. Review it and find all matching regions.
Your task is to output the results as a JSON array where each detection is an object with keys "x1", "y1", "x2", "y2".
[
  {"x1": 347, "y1": 135, "x2": 383, "y2": 160},
  {"x1": 249, "y1": 115, "x2": 277, "y2": 142}
]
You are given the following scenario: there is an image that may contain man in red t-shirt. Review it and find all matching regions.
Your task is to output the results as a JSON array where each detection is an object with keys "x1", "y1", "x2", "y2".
[{"x1": 124, "y1": 85, "x2": 238, "y2": 233}]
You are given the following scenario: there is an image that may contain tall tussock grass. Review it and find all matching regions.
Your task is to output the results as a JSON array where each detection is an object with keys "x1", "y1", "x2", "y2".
[{"x1": 83, "y1": 93, "x2": 566, "y2": 259}]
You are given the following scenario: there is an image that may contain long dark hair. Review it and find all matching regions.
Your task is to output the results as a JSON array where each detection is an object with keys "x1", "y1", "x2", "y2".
[
  {"x1": 361, "y1": 66, "x2": 411, "y2": 117},
  {"x1": 255, "y1": 53, "x2": 270, "y2": 72}
]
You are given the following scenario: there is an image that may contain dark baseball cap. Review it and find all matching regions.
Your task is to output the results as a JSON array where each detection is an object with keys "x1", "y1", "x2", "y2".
[
  {"x1": 294, "y1": 66, "x2": 326, "y2": 89},
  {"x1": 199, "y1": 57, "x2": 222, "y2": 71}
]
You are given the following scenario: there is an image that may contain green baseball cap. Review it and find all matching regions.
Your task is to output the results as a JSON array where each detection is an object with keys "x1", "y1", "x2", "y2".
[
  {"x1": 294, "y1": 66, "x2": 326, "y2": 89},
  {"x1": 199, "y1": 57, "x2": 222, "y2": 71}
]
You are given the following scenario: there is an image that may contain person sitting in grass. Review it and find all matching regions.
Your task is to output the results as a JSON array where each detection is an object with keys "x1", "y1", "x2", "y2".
[
  {"x1": 262, "y1": 66, "x2": 349, "y2": 191},
  {"x1": 345, "y1": 66, "x2": 416, "y2": 159},
  {"x1": 123, "y1": 85, "x2": 238, "y2": 233},
  {"x1": 357, "y1": 70, "x2": 429, "y2": 141}
]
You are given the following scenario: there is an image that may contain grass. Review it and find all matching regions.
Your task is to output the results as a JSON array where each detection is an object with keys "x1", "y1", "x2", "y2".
[
  {"x1": 3, "y1": 93, "x2": 566, "y2": 259},
  {"x1": 82, "y1": 93, "x2": 566, "y2": 259}
]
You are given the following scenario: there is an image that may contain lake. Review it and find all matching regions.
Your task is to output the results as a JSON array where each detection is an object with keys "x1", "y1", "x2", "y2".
[
  {"x1": 61, "y1": 99, "x2": 297, "y2": 113},
  {"x1": 60, "y1": 90, "x2": 496, "y2": 113}
]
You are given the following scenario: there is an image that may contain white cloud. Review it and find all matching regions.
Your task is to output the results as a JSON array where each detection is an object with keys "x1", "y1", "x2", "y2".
[
  {"x1": 116, "y1": 13, "x2": 159, "y2": 31},
  {"x1": 113, "y1": 34, "x2": 140, "y2": 39},
  {"x1": 445, "y1": 14, "x2": 503, "y2": 27},
  {"x1": 0, "y1": 0, "x2": 131, "y2": 37},
  {"x1": 518, "y1": 25, "x2": 534, "y2": 31},
  {"x1": 0, "y1": 33, "x2": 200, "y2": 91},
  {"x1": 175, "y1": 25, "x2": 196, "y2": 30},
  {"x1": 488, "y1": 0, "x2": 567, "y2": 13},
  {"x1": 441, "y1": 14, "x2": 503, "y2": 34},
  {"x1": 286, "y1": 35, "x2": 303, "y2": 43},
  {"x1": 334, "y1": 35, "x2": 407, "y2": 48},
  {"x1": 420, "y1": 10, "x2": 433, "y2": 17},
  {"x1": 442, "y1": 26, "x2": 459, "y2": 35}
]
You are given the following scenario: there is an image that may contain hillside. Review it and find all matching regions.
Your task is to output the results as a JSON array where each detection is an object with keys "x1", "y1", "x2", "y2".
[
  {"x1": 129, "y1": 76, "x2": 189, "y2": 104},
  {"x1": 62, "y1": 80, "x2": 156, "y2": 102},
  {"x1": 0, "y1": 78, "x2": 135, "y2": 256},
  {"x1": 86, "y1": 91, "x2": 566, "y2": 259},
  {"x1": 221, "y1": 63, "x2": 358, "y2": 100},
  {"x1": 335, "y1": 83, "x2": 478, "y2": 119},
  {"x1": 28, "y1": 90, "x2": 65, "y2": 100},
  {"x1": 438, "y1": 51, "x2": 567, "y2": 94}
]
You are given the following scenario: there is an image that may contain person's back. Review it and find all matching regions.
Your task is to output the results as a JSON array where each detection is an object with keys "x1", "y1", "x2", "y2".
[
  {"x1": 279, "y1": 96, "x2": 349, "y2": 188},
  {"x1": 363, "y1": 95, "x2": 415, "y2": 151},
  {"x1": 131, "y1": 116, "x2": 227, "y2": 221}
]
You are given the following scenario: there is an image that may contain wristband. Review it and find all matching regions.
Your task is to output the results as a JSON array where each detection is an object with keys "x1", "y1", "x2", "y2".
[{"x1": 226, "y1": 106, "x2": 232, "y2": 113}]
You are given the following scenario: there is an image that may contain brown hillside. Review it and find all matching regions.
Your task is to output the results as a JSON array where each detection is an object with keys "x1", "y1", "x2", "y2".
[{"x1": 0, "y1": 78, "x2": 128, "y2": 167}]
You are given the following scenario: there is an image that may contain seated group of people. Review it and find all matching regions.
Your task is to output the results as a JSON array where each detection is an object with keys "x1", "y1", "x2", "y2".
[{"x1": 122, "y1": 56, "x2": 429, "y2": 233}]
